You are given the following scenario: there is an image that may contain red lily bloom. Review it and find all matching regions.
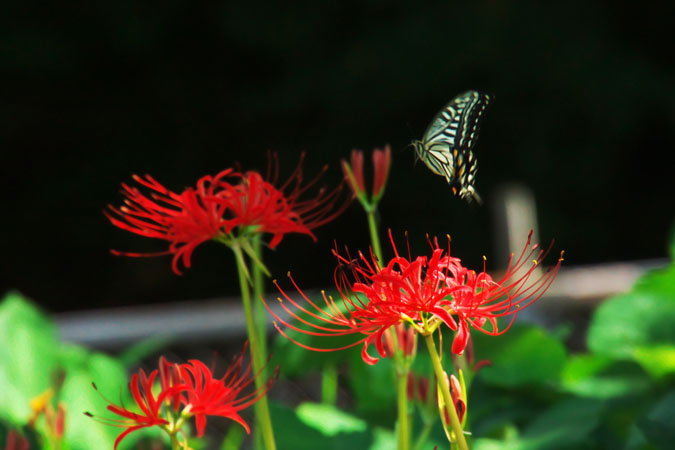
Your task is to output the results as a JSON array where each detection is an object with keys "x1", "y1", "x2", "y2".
[
  {"x1": 105, "y1": 170, "x2": 236, "y2": 274},
  {"x1": 342, "y1": 145, "x2": 392, "y2": 202},
  {"x1": 89, "y1": 369, "x2": 185, "y2": 450},
  {"x1": 265, "y1": 232, "x2": 459, "y2": 365},
  {"x1": 445, "y1": 231, "x2": 563, "y2": 355},
  {"x1": 179, "y1": 346, "x2": 275, "y2": 436},
  {"x1": 221, "y1": 154, "x2": 350, "y2": 248},
  {"x1": 90, "y1": 347, "x2": 274, "y2": 447},
  {"x1": 267, "y1": 231, "x2": 562, "y2": 364},
  {"x1": 106, "y1": 155, "x2": 349, "y2": 273},
  {"x1": 159, "y1": 356, "x2": 184, "y2": 412}
]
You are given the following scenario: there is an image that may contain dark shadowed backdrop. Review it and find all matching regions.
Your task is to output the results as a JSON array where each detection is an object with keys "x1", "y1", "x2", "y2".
[{"x1": 2, "y1": 0, "x2": 673, "y2": 312}]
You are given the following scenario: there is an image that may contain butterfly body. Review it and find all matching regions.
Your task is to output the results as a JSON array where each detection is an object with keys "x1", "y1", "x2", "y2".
[{"x1": 412, "y1": 90, "x2": 491, "y2": 203}]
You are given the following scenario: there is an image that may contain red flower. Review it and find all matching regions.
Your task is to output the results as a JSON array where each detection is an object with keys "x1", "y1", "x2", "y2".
[
  {"x1": 179, "y1": 346, "x2": 275, "y2": 436},
  {"x1": 221, "y1": 154, "x2": 350, "y2": 248},
  {"x1": 106, "y1": 155, "x2": 349, "y2": 273},
  {"x1": 105, "y1": 170, "x2": 235, "y2": 274},
  {"x1": 445, "y1": 231, "x2": 563, "y2": 355},
  {"x1": 267, "y1": 231, "x2": 562, "y2": 364},
  {"x1": 89, "y1": 369, "x2": 184, "y2": 450},
  {"x1": 265, "y1": 232, "x2": 458, "y2": 365},
  {"x1": 159, "y1": 356, "x2": 184, "y2": 412},
  {"x1": 89, "y1": 347, "x2": 274, "y2": 446},
  {"x1": 342, "y1": 145, "x2": 392, "y2": 202}
]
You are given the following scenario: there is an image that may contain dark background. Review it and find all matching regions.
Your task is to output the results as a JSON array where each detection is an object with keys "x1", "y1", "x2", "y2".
[{"x1": 2, "y1": 1, "x2": 673, "y2": 312}]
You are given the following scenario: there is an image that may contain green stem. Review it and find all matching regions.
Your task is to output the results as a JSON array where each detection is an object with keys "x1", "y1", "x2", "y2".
[
  {"x1": 366, "y1": 207, "x2": 411, "y2": 450},
  {"x1": 233, "y1": 245, "x2": 277, "y2": 450},
  {"x1": 252, "y1": 234, "x2": 268, "y2": 373},
  {"x1": 423, "y1": 334, "x2": 469, "y2": 450},
  {"x1": 366, "y1": 209, "x2": 384, "y2": 263},
  {"x1": 169, "y1": 433, "x2": 181, "y2": 450},
  {"x1": 396, "y1": 369, "x2": 410, "y2": 450},
  {"x1": 321, "y1": 363, "x2": 338, "y2": 406},
  {"x1": 412, "y1": 421, "x2": 434, "y2": 450}
]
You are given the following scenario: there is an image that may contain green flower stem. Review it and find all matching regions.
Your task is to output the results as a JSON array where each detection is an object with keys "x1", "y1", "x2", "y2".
[
  {"x1": 423, "y1": 334, "x2": 469, "y2": 450},
  {"x1": 252, "y1": 234, "x2": 268, "y2": 371},
  {"x1": 233, "y1": 244, "x2": 277, "y2": 450},
  {"x1": 412, "y1": 421, "x2": 434, "y2": 450},
  {"x1": 365, "y1": 204, "x2": 411, "y2": 450},
  {"x1": 366, "y1": 208, "x2": 383, "y2": 263},
  {"x1": 169, "y1": 432, "x2": 181, "y2": 450},
  {"x1": 396, "y1": 369, "x2": 410, "y2": 450},
  {"x1": 321, "y1": 363, "x2": 338, "y2": 406}
]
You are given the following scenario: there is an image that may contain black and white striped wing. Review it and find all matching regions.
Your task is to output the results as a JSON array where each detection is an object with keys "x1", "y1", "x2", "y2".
[
  {"x1": 414, "y1": 90, "x2": 491, "y2": 202},
  {"x1": 423, "y1": 91, "x2": 490, "y2": 150}
]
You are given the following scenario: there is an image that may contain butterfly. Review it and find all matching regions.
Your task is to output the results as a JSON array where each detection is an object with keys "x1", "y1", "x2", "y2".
[{"x1": 412, "y1": 90, "x2": 491, "y2": 203}]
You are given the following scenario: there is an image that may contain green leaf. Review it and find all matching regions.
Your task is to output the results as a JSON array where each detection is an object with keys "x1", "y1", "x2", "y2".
[
  {"x1": 117, "y1": 335, "x2": 171, "y2": 368},
  {"x1": 59, "y1": 351, "x2": 153, "y2": 450},
  {"x1": 270, "y1": 331, "x2": 358, "y2": 377},
  {"x1": 561, "y1": 356, "x2": 651, "y2": 398},
  {"x1": 587, "y1": 290, "x2": 675, "y2": 360},
  {"x1": 0, "y1": 292, "x2": 59, "y2": 424},
  {"x1": 636, "y1": 390, "x2": 675, "y2": 449},
  {"x1": 474, "y1": 398, "x2": 604, "y2": 450},
  {"x1": 367, "y1": 427, "x2": 396, "y2": 450},
  {"x1": 345, "y1": 353, "x2": 396, "y2": 424},
  {"x1": 473, "y1": 324, "x2": 566, "y2": 387},
  {"x1": 633, "y1": 263, "x2": 675, "y2": 296},
  {"x1": 270, "y1": 402, "x2": 371, "y2": 450},
  {"x1": 296, "y1": 402, "x2": 368, "y2": 436},
  {"x1": 633, "y1": 344, "x2": 675, "y2": 378},
  {"x1": 561, "y1": 354, "x2": 613, "y2": 383},
  {"x1": 220, "y1": 423, "x2": 246, "y2": 450}
]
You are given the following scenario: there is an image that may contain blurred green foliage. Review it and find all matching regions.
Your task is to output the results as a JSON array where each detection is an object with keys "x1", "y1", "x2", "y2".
[{"x1": 0, "y1": 292, "x2": 164, "y2": 449}]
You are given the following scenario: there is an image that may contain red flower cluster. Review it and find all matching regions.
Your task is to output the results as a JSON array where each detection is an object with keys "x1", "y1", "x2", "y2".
[
  {"x1": 105, "y1": 155, "x2": 349, "y2": 274},
  {"x1": 88, "y1": 346, "x2": 275, "y2": 449},
  {"x1": 266, "y1": 231, "x2": 563, "y2": 364}
]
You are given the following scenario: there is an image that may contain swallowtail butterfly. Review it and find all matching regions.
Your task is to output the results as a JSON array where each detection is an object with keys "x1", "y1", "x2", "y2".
[{"x1": 412, "y1": 90, "x2": 491, "y2": 203}]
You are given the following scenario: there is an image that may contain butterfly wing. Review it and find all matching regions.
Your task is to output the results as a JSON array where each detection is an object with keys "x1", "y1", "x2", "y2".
[{"x1": 415, "y1": 91, "x2": 491, "y2": 202}]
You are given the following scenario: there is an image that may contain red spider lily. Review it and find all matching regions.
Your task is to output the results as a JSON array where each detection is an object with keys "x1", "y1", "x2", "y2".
[
  {"x1": 445, "y1": 231, "x2": 564, "y2": 355},
  {"x1": 383, "y1": 323, "x2": 417, "y2": 358},
  {"x1": 159, "y1": 356, "x2": 184, "y2": 412},
  {"x1": 265, "y1": 232, "x2": 460, "y2": 365},
  {"x1": 88, "y1": 370, "x2": 186, "y2": 450},
  {"x1": 106, "y1": 155, "x2": 349, "y2": 273},
  {"x1": 89, "y1": 348, "x2": 274, "y2": 447},
  {"x1": 179, "y1": 346, "x2": 276, "y2": 436},
  {"x1": 221, "y1": 154, "x2": 350, "y2": 248},
  {"x1": 342, "y1": 145, "x2": 392, "y2": 202},
  {"x1": 266, "y1": 230, "x2": 562, "y2": 364},
  {"x1": 105, "y1": 169, "x2": 236, "y2": 274}
]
